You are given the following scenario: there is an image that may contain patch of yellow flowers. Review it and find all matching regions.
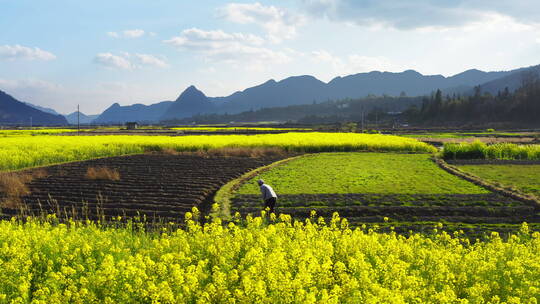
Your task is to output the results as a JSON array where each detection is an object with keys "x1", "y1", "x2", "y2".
[
  {"x1": 0, "y1": 133, "x2": 436, "y2": 171},
  {"x1": 1, "y1": 212, "x2": 538, "y2": 303}
]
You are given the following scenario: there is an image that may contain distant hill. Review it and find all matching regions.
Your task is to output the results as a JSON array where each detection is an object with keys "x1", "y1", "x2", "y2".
[
  {"x1": 172, "y1": 95, "x2": 424, "y2": 125},
  {"x1": 93, "y1": 100, "x2": 173, "y2": 124},
  {"x1": 94, "y1": 64, "x2": 538, "y2": 123},
  {"x1": 163, "y1": 68, "x2": 517, "y2": 120},
  {"x1": 23, "y1": 102, "x2": 61, "y2": 115},
  {"x1": 212, "y1": 76, "x2": 328, "y2": 115},
  {"x1": 408, "y1": 69, "x2": 540, "y2": 127},
  {"x1": 478, "y1": 65, "x2": 540, "y2": 95},
  {"x1": 0, "y1": 90, "x2": 68, "y2": 125},
  {"x1": 64, "y1": 111, "x2": 99, "y2": 124},
  {"x1": 162, "y1": 86, "x2": 215, "y2": 120},
  {"x1": 323, "y1": 69, "x2": 511, "y2": 99}
]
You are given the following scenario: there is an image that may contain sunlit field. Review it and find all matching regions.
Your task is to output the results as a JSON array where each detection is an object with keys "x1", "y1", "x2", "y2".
[
  {"x1": 0, "y1": 129, "x2": 78, "y2": 137},
  {"x1": 171, "y1": 127, "x2": 311, "y2": 131},
  {"x1": 0, "y1": 133, "x2": 435, "y2": 171},
  {"x1": 236, "y1": 153, "x2": 487, "y2": 195},
  {"x1": 443, "y1": 141, "x2": 540, "y2": 160},
  {"x1": 458, "y1": 164, "x2": 540, "y2": 199},
  {"x1": 1, "y1": 215, "x2": 539, "y2": 303}
]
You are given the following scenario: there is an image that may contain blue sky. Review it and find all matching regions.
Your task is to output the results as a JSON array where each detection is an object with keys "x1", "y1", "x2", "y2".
[{"x1": 1, "y1": 0, "x2": 539, "y2": 114}]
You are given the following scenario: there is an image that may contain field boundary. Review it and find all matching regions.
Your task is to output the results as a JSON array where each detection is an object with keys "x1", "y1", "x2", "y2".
[
  {"x1": 213, "y1": 154, "x2": 310, "y2": 219},
  {"x1": 446, "y1": 159, "x2": 540, "y2": 165},
  {"x1": 433, "y1": 157, "x2": 540, "y2": 208},
  {"x1": 1, "y1": 152, "x2": 146, "y2": 174}
]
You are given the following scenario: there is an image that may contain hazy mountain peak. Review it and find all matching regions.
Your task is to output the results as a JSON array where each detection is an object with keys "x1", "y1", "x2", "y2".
[
  {"x1": 402, "y1": 69, "x2": 422, "y2": 76},
  {"x1": 22, "y1": 101, "x2": 61, "y2": 115},
  {"x1": 280, "y1": 75, "x2": 324, "y2": 84},
  {"x1": 176, "y1": 85, "x2": 207, "y2": 102},
  {"x1": 263, "y1": 79, "x2": 277, "y2": 85},
  {"x1": 162, "y1": 85, "x2": 213, "y2": 120},
  {"x1": 452, "y1": 69, "x2": 485, "y2": 77},
  {"x1": 185, "y1": 85, "x2": 199, "y2": 92},
  {"x1": 0, "y1": 90, "x2": 67, "y2": 125},
  {"x1": 64, "y1": 111, "x2": 99, "y2": 125}
]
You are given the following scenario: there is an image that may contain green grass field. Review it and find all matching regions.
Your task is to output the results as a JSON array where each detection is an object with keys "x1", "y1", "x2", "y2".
[
  {"x1": 230, "y1": 153, "x2": 530, "y2": 229},
  {"x1": 237, "y1": 153, "x2": 488, "y2": 195},
  {"x1": 458, "y1": 165, "x2": 540, "y2": 198}
]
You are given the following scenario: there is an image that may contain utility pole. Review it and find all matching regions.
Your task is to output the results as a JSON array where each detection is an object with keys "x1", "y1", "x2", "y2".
[
  {"x1": 360, "y1": 107, "x2": 364, "y2": 133},
  {"x1": 77, "y1": 104, "x2": 80, "y2": 135},
  {"x1": 30, "y1": 116, "x2": 32, "y2": 128}
]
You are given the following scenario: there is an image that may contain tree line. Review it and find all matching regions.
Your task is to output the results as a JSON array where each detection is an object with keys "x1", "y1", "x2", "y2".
[{"x1": 403, "y1": 71, "x2": 540, "y2": 127}]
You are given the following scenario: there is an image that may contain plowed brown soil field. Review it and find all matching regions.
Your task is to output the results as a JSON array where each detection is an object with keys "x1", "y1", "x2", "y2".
[{"x1": 1, "y1": 154, "x2": 286, "y2": 222}]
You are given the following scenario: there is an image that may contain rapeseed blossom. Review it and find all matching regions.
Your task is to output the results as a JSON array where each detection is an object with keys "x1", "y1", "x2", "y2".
[{"x1": 0, "y1": 215, "x2": 539, "y2": 303}]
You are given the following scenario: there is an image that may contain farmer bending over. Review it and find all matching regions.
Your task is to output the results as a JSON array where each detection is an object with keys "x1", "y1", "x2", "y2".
[{"x1": 258, "y1": 179, "x2": 277, "y2": 213}]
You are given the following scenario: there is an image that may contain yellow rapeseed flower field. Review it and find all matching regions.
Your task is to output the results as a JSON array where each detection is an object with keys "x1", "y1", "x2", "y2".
[
  {"x1": 0, "y1": 133, "x2": 436, "y2": 171},
  {"x1": 171, "y1": 127, "x2": 311, "y2": 131},
  {"x1": 0, "y1": 214, "x2": 538, "y2": 303},
  {"x1": 0, "y1": 129, "x2": 77, "y2": 137}
]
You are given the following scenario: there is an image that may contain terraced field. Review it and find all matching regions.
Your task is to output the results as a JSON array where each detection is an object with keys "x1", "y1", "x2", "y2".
[
  {"x1": 456, "y1": 163, "x2": 540, "y2": 199},
  {"x1": 231, "y1": 153, "x2": 540, "y2": 233},
  {"x1": 0, "y1": 154, "x2": 286, "y2": 222}
]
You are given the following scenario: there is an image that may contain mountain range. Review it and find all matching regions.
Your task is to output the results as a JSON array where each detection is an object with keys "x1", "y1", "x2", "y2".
[
  {"x1": 0, "y1": 90, "x2": 67, "y2": 125},
  {"x1": 96, "y1": 65, "x2": 538, "y2": 124},
  {"x1": 92, "y1": 101, "x2": 173, "y2": 124},
  {"x1": 65, "y1": 111, "x2": 100, "y2": 125},
  {"x1": 1, "y1": 64, "x2": 538, "y2": 125},
  {"x1": 23, "y1": 102, "x2": 62, "y2": 116}
]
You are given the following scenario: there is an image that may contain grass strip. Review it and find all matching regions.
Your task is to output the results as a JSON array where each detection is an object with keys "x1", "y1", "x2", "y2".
[
  {"x1": 457, "y1": 164, "x2": 540, "y2": 199},
  {"x1": 433, "y1": 157, "x2": 540, "y2": 208},
  {"x1": 213, "y1": 154, "x2": 308, "y2": 219}
]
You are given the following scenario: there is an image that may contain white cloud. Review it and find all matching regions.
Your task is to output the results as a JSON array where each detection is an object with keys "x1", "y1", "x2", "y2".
[
  {"x1": 311, "y1": 50, "x2": 342, "y2": 69},
  {"x1": 123, "y1": 29, "x2": 145, "y2": 38},
  {"x1": 220, "y1": 2, "x2": 306, "y2": 43},
  {"x1": 311, "y1": 50, "x2": 400, "y2": 76},
  {"x1": 536, "y1": 37, "x2": 540, "y2": 44},
  {"x1": 348, "y1": 55, "x2": 396, "y2": 72},
  {"x1": 133, "y1": 54, "x2": 168, "y2": 68},
  {"x1": 0, "y1": 78, "x2": 63, "y2": 109},
  {"x1": 94, "y1": 53, "x2": 133, "y2": 70},
  {"x1": 199, "y1": 66, "x2": 217, "y2": 74},
  {"x1": 0, "y1": 78, "x2": 61, "y2": 92},
  {"x1": 165, "y1": 28, "x2": 265, "y2": 49},
  {"x1": 93, "y1": 52, "x2": 168, "y2": 70},
  {"x1": 300, "y1": 0, "x2": 540, "y2": 30},
  {"x1": 107, "y1": 29, "x2": 146, "y2": 38},
  {"x1": 164, "y1": 28, "x2": 290, "y2": 68},
  {"x1": 0, "y1": 44, "x2": 56, "y2": 61}
]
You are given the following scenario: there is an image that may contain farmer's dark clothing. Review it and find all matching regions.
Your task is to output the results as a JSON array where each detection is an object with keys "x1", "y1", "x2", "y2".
[{"x1": 265, "y1": 197, "x2": 277, "y2": 213}]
